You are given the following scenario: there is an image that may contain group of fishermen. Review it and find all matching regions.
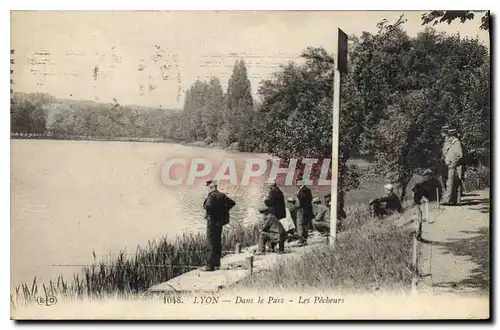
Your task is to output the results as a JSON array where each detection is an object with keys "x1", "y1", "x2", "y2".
[
  {"x1": 200, "y1": 125, "x2": 465, "y2": 271},
  {"x1": 200, "y1": 177, "x2": 340, "y2": 271},
  {"x1": 368, "y1": 125, "x2": 466, "y2": 218}
]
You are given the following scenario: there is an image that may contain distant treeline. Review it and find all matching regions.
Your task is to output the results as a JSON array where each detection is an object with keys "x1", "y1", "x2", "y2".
[{"x1": 11, "y1": 92, "x2": 182, "y2": 142}]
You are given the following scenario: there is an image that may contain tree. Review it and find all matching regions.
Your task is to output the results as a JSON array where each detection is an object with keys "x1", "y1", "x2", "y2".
[
  {"x1": 422, "y1": 10, "x2": 489, "y2": 31},
  {"x1": 202, "y1": 77, "x2": 224, "y2": 143},
  {"x1": 257, "y1": 47, "x2": 361, "y2": 202},
  {"x1": 352, "y1": 20, "x2": 490, "y2": 198},
  {"x1": 181, "y1": 80, "x2": 210, "y2": 142},
  {"x1": 223, "y1": 59, "x2": 254, "y2": 149},
  {"x1": 11, "y1": 94, "x2": 48, "y2": 134}
]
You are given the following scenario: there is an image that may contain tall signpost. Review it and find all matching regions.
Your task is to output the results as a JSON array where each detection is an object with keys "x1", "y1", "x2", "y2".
[{"x1": 330, "y1": 28, "x2": 348, "y2": 249}]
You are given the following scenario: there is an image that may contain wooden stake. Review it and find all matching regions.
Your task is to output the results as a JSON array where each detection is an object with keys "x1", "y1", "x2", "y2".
[
  {"x1": 412, "y1": 205, "x2": 423, "y2": 296},
  {"x1": 246, "y1": 256, "x2": 254, "y2": 275}
]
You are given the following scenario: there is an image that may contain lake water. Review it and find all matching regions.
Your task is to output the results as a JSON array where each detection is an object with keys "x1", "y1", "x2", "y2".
[{"x1": 10, "y1": 139, "x2": 333, "y2": 287}]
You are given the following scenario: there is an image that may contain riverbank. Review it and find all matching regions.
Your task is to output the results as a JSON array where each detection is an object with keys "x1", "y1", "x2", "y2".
[
  {"x1": 232, "y1": 204, "x2": 414, "y2": 293},
  {"x1": 11, "y1": 189, "x2": 490, "y2": 315},
  {"x1": 11, "y1": 221, "x2": 261, "y2": 307}
]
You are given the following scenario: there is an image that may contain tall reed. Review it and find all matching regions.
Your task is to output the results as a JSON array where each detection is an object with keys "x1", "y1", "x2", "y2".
[{"x1": 12, "y1": 221, "x2": 261, "y2": 307}]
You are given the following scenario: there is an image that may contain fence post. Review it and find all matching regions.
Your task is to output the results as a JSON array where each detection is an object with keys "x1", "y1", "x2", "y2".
[
  {"x1": 246, "y1": 256, "x2": 254, "y2": 275},
  {"x1": 436, "y1": 188, "x2": 440, "y2": 209},
  {"x1": 411, "y1": 205, "x2": 422, "y2": 296}
]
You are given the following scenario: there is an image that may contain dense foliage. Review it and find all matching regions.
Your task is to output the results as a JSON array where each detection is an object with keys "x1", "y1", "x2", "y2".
[
  {"x1": 421, "y1": 10, "x2": 489, "y2": 31},
  {"x1": 11, "y1": 17, "x2": 490, "y2": 204}
]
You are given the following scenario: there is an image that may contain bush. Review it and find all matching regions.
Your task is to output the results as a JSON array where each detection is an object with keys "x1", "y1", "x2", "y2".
[
  {"x1": 463, "y1": 165, "x2": 490, "y2": 192},
  {"x1": 235, "y1": 220, "x2": 413, "y2": 293}
]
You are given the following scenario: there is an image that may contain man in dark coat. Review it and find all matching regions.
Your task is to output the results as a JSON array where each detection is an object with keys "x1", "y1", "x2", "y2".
[
  {"x1": 369, "y1": 183, "x2": 403, "y2": 219},
  {"x1": 202, "y1": 180, "x2": 236, "y2": 271},
  {"x1": 295, "y1": 178, "x2": 314, "y2": 246},
  {"x1": 264, "y1": 180, "x2": 286, "y2": 220},
  {"x1": 409, "y1": 169, "x2": 443, "y2": 205}
]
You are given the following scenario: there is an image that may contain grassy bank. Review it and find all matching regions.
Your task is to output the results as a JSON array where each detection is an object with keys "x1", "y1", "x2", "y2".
[
  {"x1": 12, "y1": 221, "x2": 261, "y2": 307},
  {"x1": 234, "y1": 206, "x2": 415, "y2": 293}
]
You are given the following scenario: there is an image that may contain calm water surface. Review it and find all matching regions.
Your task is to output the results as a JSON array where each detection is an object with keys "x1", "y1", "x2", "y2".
[{"x1": 11, "y1": 139, "x2": 279, "y2": 287}]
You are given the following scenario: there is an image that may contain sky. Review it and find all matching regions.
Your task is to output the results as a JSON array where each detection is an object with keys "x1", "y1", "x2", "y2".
[{"x1": 11, "y1": 11, "x2": 489, "y2": 109}]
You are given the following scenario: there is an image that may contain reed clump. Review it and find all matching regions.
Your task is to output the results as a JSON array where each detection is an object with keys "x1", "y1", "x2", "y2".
[{"x1": 12, "y1": 221, "x2": 261, "y2": 307}]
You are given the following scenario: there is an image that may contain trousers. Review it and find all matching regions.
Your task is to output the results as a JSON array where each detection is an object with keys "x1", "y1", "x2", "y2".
[
  {"x1": 257, "y1": 232, "x2": 284, "y2": 253},
  {"x1": 312, "y1": 221, "x2": 330, "y2": 235},
  {"x1": 296, "y1": 208, "x2": 313, "y2": 243},
  {"x1": 442, "y1": 165, "x2": 463, "y2": 205},
  {"x1": 206, "y1": 223, "x2": 223, "y2": 267}
]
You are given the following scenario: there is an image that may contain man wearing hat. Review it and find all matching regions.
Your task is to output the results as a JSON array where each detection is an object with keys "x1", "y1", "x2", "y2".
[
  {"x1": 202, "y1": 180, "x2": 236, "y2": 271},
  {"x1": 256, "y1": 205, "x2": 286, "y2": 254},
  {"x1": 441, "y1": 126, "x2": 464, "y2": 205},
  {"x1": 295, "y1": 176, "x2": 314, "y2": 246},
  {"x1": 369, "y1": 183, "x2": 403, "y2": 218},
  {"x1": 312, "y1": 197, "x2": 330, "y2": 235},
  {"x1": 264, "y1": 179, "x2": 286, "y2": 220},
  {"x1": 326, "y1": 192, "x2": 347, "y2": 227}
]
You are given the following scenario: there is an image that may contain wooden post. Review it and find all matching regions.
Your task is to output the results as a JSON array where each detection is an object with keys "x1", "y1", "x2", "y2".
[
  {"x1": 330, "y1": 68, "x2": 340, "y2": 249},
  {"x1": 412, "y1": 205, "x2": 423, "y2": 295},
  {"x1": 436, "y1": 188, "x2": 440, "y2": 209},
  {"x1": 330, "y1": 28, "x2": 348, "y2": 249},
  {"x1": 246, "y1": 256, "x2": 254, "y2": 274}
]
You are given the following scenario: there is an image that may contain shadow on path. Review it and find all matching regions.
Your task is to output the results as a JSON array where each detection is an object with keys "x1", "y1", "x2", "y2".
[
  {"x1": 459, "y1": 197, "x2": 490, "y2": 207},
  {"x1": 427, "y1": 227, "x2": 490, "y2": 294}
]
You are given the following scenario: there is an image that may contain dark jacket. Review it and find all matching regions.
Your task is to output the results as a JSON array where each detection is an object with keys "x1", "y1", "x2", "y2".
[
  {"x1": 412, "y1": 177, "x2": 443, "y2": 205},
  {"x1": 405, "y1": 174, "x2": 443, "y2": 204},
  {"x1": 261, "y1": 213, "x2": 286, "y2": 242},
  {"x1": 264, "y1": 185, "x2": 286, "y2": 219},
  {"x1": 203, "y1": 190, "x2": 236, "y2": 226},
  {"x1": 377, "y1": 192, "x2": 403, "y2": 213},
  {"x1": 297, "y1": 185, "x2": 314, "y2": 216}
]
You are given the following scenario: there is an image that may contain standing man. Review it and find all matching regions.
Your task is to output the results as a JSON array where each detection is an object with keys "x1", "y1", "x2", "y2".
[
  {"x1": 264, "y1": 179, "x2": 286, "y2": 220},
  {"x1": 202, "y1": 180, "x2": 236, "y2": 272},
  {"x1": 296, "y1": 177, "x2": 314, "y2": 246},
  {"x1": 441, "y1": 127, "x2": 464, "y2": 205}
]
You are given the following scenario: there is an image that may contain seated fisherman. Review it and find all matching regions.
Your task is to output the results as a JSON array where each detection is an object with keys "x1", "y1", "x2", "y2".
[
  {"x1": 256, "y1": 206, "x2": 286, "y2": 255},
  {"x1": 410, "y1": 169, "x2": 443, "y2": 204},
  {"x1": 312, "y1": 197, "x2": 330, "y2": 235},
  {"x1": 369, "y1": 183, "x2": 404, "y2": 219}
]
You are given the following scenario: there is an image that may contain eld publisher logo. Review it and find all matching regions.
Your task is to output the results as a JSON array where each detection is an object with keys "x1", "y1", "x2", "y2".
[{"x1": 36, "y1": 295, "x2": 57, "y2": 306}]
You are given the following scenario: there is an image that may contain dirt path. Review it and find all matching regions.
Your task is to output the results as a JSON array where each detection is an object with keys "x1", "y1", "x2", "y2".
[{"x1": 418, "y1": 189, "x2": 490, "y2": 297}]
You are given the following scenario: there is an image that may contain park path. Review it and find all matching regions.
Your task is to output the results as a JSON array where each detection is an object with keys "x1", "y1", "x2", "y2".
[{"x1": 417, "y1": 189, "x2": 490, "y2": 297}]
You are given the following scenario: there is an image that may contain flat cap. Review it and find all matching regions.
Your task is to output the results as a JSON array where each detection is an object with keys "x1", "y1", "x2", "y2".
[{"x1": 205, "y1": 179, "x2": 218, "y2": 186}]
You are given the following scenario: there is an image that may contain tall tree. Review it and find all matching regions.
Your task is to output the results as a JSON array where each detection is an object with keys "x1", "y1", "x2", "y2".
[
  {"x1": 202, "y1": 77, "x2": 224, "y2": 143},
  {"x1": 223, "y1": 59, "x2": 254, "y2": 149}
]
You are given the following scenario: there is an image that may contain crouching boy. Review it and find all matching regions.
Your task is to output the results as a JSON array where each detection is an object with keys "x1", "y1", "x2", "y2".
[{"x1": 256, "y1": 206, "x2": 286, "y2": 255}]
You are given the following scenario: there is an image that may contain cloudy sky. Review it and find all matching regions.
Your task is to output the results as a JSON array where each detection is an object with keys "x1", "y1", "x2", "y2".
[{"x1": 11, "y1": 11, "x2": 489, "y2": 109}]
